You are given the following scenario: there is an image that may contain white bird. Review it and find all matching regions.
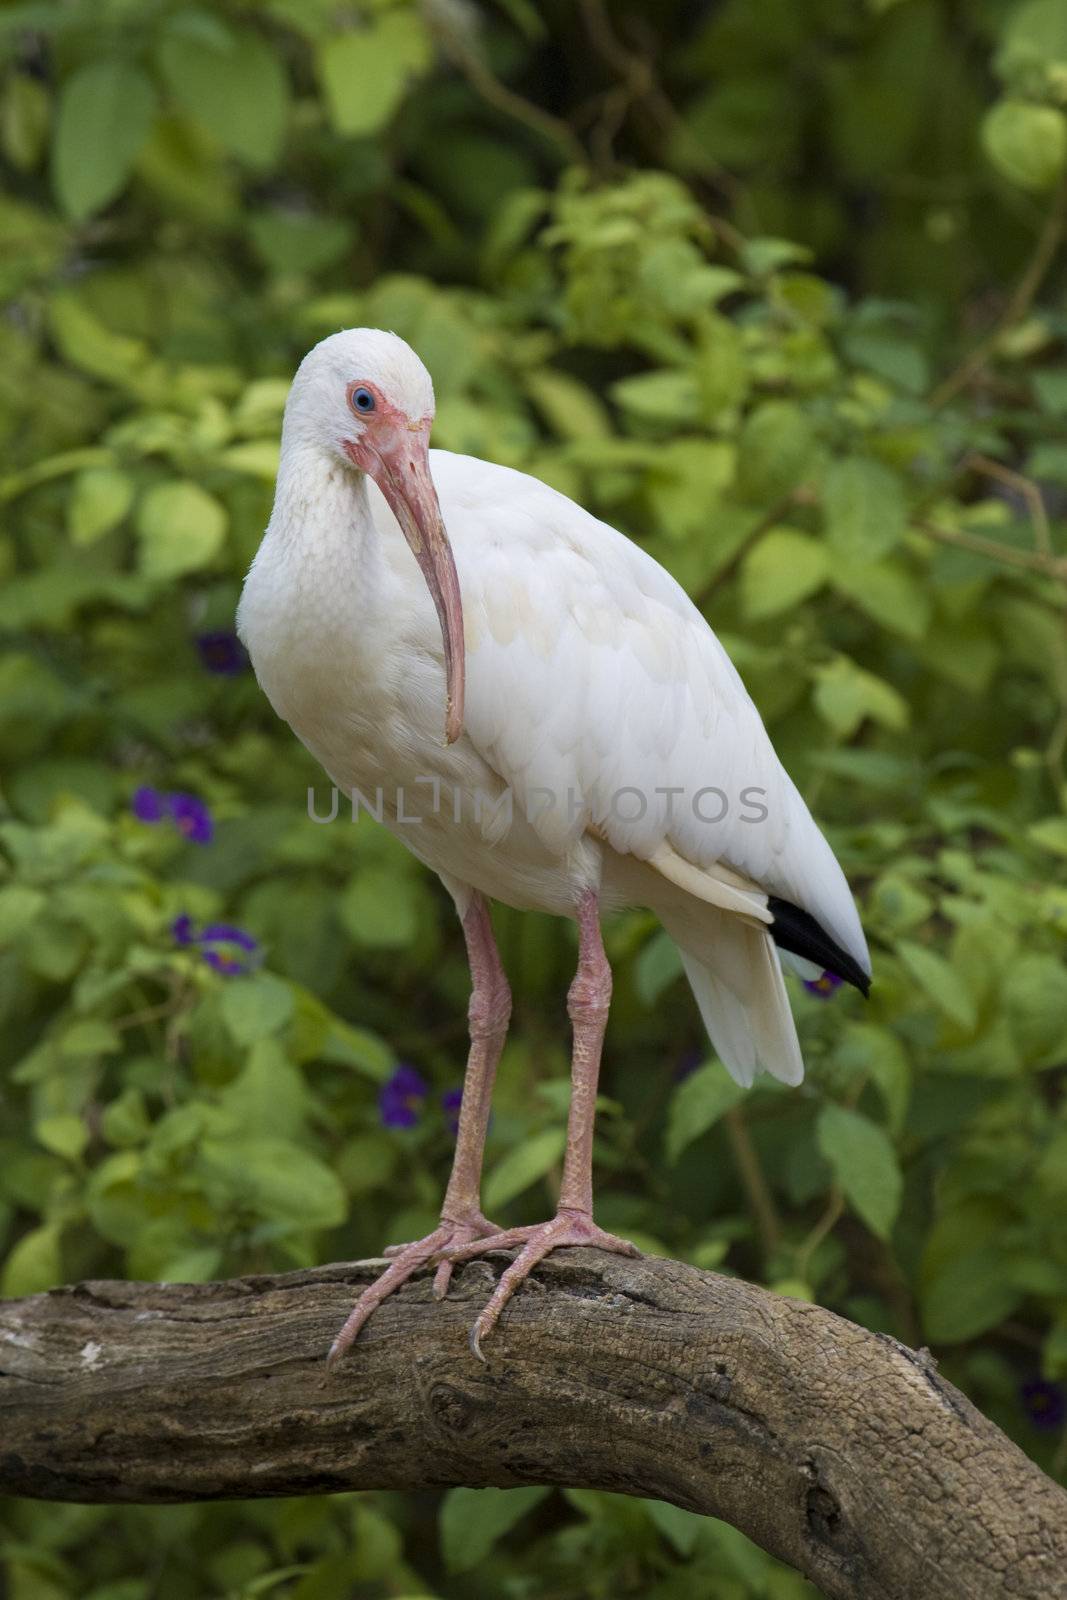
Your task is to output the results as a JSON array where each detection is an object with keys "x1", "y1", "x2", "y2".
[{"x1": 237, "y1": 328, "x2": 871, "y2": 1360}]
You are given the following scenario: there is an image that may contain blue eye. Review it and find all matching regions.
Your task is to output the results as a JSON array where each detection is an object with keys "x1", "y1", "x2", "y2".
[{"x1": 351, "y1": 386, "x2": 375, "y2": 414}]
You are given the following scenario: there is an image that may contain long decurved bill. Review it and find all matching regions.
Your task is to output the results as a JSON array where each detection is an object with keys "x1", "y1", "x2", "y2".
[{"x1": 348, "y1": 429, "x2": 465, "y2": 744}]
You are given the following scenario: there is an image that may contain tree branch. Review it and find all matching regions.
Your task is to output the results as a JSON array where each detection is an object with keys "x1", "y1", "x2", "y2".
[{"x1": 2, "y1": 1253, "x2": 1066, "y2": 1599}]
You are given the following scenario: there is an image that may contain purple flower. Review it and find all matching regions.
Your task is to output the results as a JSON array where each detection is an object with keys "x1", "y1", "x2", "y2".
[
  {"x1": 199, "y1": 922, "x2": 259, "y2": 976},
  {"x1": 803, "y1": 971, "x2": 844, "y2": 999},
  {"x1": 132, "y1": 788, "x2": 214, "y2": 845},
  {"x1": 1020, "y1": 1378, "x2": 1066, "y2": 1432},
  {"x1": 379, "y1": 1064, "x2": 428, "y2": 1130},
  {"x1": 168, "y1": 793, "x2": 214, "y2": 845},
  {"x1": 197, "y1": 631, "x2": 246, "y2": 676},
  {"x1": 132, "y1": 786, "x2": 166, "y2": 823},
  {"x1": 171, "y1": 916, "x2": 260, "y2": 976},
  {"x1": 442, "y1": 1086, "x2": 464, "y2": 1135}
]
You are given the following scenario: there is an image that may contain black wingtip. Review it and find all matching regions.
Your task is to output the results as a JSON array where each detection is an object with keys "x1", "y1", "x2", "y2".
[{"x1": 767, "y1": 896, "x2": 871, "y2": 998}]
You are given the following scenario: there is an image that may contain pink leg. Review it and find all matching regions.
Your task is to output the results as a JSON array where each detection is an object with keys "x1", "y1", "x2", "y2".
[
  {"x1": 328, "y1": 893, "x2": 510, "y2": 1362},
  {"x1": 439, "y1": 889, "x2": 639, "y2": 1359}
]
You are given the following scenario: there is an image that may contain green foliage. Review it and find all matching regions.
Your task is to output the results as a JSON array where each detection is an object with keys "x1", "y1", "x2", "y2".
[
  {"x1": 439, "y1": 1486, "x2": 551, "y2": 1574},
  {"x1": 1, "y1": 0, "x2": 1067, "y2": 1596},
  {"x1": 52, "y1": 61, "x2": 158, "y2": 220}
]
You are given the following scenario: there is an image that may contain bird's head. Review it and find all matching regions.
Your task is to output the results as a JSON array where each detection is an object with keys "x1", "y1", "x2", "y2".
[{"x1": 285, "y1": 328, "x2": 464, "y2": 745}]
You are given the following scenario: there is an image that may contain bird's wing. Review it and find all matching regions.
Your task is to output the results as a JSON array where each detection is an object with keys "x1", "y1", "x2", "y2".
[{"x1": 430, "y1": 450, "x2": 869, "y2": 975}]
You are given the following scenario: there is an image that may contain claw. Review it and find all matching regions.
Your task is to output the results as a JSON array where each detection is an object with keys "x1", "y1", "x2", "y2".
[
  {"x1": 469, "y1": 1321, "x2": 487, "y2": 1363},
  {"x1": 326, "y1": 1209, "x2": 502, "y2": 1362},
  {"x1": 445, "y1": 1209, "x2": 641, "y2": 1360}
]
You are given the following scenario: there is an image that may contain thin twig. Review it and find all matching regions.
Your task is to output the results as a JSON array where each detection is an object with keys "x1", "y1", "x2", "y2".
[
  {"x1": 697, "y1": 486, "x2": 816, "y2": 609},
  {"x1": 966, "y1": 452, "x2": 1052, "y2": 555},
  {"x1": 113, "y1": 999, "x2": 184, "y2": 1034},
  {"x1": 795, "y1": 1187, "x2": 844, "y2": 1285},
  {"x1": 931, "y1": 175, "x2": 1067, "y2": 408},
  {"x1": 431, "y1": 14, "x2": 586, "y2": 166},
  {"x1": 723, "y1": 1105, "x2": 782, "y2": 1259},
  {"x1": 577, "y1": 0, "x2": 746, "y2": 235},
  {"x1": 911, "y1": 517, "x2": 1067, "y2": 582}
]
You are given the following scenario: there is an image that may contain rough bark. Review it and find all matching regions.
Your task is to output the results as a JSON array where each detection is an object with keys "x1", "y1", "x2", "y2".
[{"x1": 1, "y1": 1251, "x2": 1065, "y2": 1600}]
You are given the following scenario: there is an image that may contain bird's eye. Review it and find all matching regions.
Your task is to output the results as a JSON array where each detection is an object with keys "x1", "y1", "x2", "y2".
[{"x1": 350, "y1": 386, "x2": 376, "y2": 415}]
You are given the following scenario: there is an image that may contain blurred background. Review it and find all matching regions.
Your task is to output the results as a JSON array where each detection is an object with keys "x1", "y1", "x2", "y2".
[{"x1": 1, "y1": 0, "x2": 1067, "y2": 1595}]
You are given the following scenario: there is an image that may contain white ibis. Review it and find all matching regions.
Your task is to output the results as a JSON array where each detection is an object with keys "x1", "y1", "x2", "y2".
[{"x1": 237, "y1": 329, "x2": 871, "y2": 1361}]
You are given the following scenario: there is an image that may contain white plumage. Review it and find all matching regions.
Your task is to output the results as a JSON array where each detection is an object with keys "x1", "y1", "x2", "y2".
[{"x1": 239, "y1": 330, "x2": 870, "y2": 1094}]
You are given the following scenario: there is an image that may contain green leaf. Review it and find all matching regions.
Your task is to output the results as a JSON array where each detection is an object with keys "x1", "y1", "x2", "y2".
[
  {"x1": 644, "y1": 1500, "x2": 705, "y2": 1557},
  {"x1": 816, "y1": 1104, "x2": 902, "y2": 1241},
  {"x1": 340, "y1": 868, "x2": 419, "y2": 949},
  {"x1": 812, "y1": 656, "x2": 909, "y2": 737},
  {"x1": 35, "y1": 1113, "x2": 88, "y2": 1162},
  {"x1": 157, "y1": 17, "x2": 289, "y2": 167},
  {"x1": 51, "y1": 61, "x2": 157, "y2": 220},
  {"x1": 830, "y1": 560, "x2": 931, "y2": 640},
  {"x1": 483, "y1": 1126, "x2": 566, "y2": 1211},
  {"x1": 981, "y1": 101, "x2": 1067, "y2": 191},
  {"x1": 0, "y1": 193, "x2": 64, "y2": 300},
  {"x1": 440, "y1": 1486, "x2": 551, "y2": 1573},
  {"x1": 1003, "y1": 954, "x2": 1067, "y2": 1066},
  {"x1": 833, "y1": 1023, "x2": 911, "y2": 1135},
  {"x1": 742, "y1": 528, "x2": 829, "y2": 619},
  {"x1": 85, "y1": 1150, "x2": 145, "y2": 1246},
  {"x1": 634, "y1": 930, "x2": 683, "y2": 1005},
  {"x1": 610, "y1": 369, "x2": 699, "y2": 426},
  {"x1": 217, "y1": 440, "x2": 281, "y2": 480},
  {"x1": 737, "y1": 400, "x2": 816, "y2": 501},
  {"x1": 823, "y1": 457, "x2": 906, "y2": 562},
  {"x1": 1033, "y1": 369, "x2": 1067, "y2": 415},
  {"x1": 921, "y1": 1248, "x2": 1021, "y2": 1343},
  {"x1": 2, "y1": 73, "x2": 50, "y2": 173},
  {"x1": 665, "y1": 1063, "x2": 744, "y2": 1163},
  {"x1": 1037, "y1": 1130, "x2": 1067, "y2": 1202},
  {"x1": 136, "y1": 479, "x2": 227, "y2": 579},
  {"x1": 525, "y1": 369, "x2": 612, "y2": 441},
  {"x1": 318, "y1": 1020, "x2": 394, "y2": 1080},
  {"x1": 0, "y1": 884, "x2": 46, "y2": 943},
  {"x1": 218, "y1": 1039, "x2": 308, "y2": 1136},
  {"x1": 896, "y1": 941, "x2": 977, "y2": 1029},
  {"x1": 1028, "y1": 817, "x2": 1067, "y2": 857},
  {"x1": 1, "y1": 1222, "x2": 62, "y2": 1297},
  {"x1": 741, "y1": 236, "x2": 812, "y2": 275},
  {"x1": 101, "y1": 1088, "x2": 151, "y2": 1148},
  {"x1": 844, "y1": 330, "x2": 928, "y2": 394},
  {"x1": 219, "y1": 974, "x2": 295, "y2": 1048},
  {"x1": 199, "y1": 1136, "x2": 347, "y2": 1228},
  {"x1": 997, "y1": 0, "x2": 1067, "y2": 91},
  {"x1": 59, "y1": 1019, "x2": 122, "y2": 1057},
  {"x1": 47, "y1": 292, "x2": 148, "y2": 385},
  {"x1": 68, "y1": 466, "x2": 135, "y2": 545},
  {"x1": 318, "y1": 12, "x2": 431, "y2": 137},
  {"x1": 249, "y1": 209, "x2": 355, "y2": 276}
]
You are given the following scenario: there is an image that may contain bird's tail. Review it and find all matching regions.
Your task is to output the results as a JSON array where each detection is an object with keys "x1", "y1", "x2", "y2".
[{"x1": 662, "y1": 911, "x2": 804, "y2": 1090}]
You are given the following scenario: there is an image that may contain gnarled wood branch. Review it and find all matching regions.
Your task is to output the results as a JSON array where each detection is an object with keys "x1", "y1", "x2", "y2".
[{"x1": 2, "y1": 1252, "x2": 1065, "y2": 1600}]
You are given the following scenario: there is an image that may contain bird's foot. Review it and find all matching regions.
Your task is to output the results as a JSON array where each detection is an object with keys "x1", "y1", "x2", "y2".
[
  {"x1": 327, "y1": 1207, "x2": 501, "y2": 1364},
  {"x1": 437, "y1": 1206, "x2": 641, "y2": 1361}
]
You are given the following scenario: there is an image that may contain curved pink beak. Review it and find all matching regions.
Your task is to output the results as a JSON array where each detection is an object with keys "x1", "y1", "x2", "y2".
[{"x1": 346, "y1": 426, "x2": 465, "y2": 745}]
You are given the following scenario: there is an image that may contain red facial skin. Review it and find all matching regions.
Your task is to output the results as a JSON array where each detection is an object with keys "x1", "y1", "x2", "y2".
[{"x1": 341, "y1": 381, "x2": 465, "y2": 745}]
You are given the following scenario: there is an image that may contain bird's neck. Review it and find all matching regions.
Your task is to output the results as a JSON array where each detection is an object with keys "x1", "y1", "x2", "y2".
[
  {"x1": 269, "y1": 438, "x2": 375, "y2": 561},
  {"x1": 240, "y1": 439, "x2": 388, "y2": 667}
]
